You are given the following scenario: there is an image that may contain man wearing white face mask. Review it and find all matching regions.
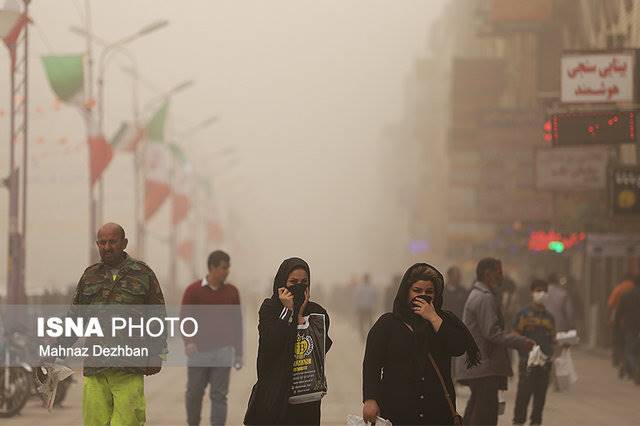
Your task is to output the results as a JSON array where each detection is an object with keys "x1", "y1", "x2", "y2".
[{"x1": 511, "y1": 279, "x2": 556, "y2": 426}]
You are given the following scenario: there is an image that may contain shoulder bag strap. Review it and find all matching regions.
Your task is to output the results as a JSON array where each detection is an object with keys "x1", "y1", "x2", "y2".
[{"x1": 427, "y1": 353, "x2": 459, "y2": 421}]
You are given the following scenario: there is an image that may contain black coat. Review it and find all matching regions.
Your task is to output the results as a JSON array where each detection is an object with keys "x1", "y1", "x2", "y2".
[
  {"x1": 363, "y1": 313, "x2": 466, "y2": 425},
  {"x1": 362, "y1": 263, "x2": 479, "y2": 426},
  {"x1": 244, "y1": 258, "x2": 332, "y2": 425}
]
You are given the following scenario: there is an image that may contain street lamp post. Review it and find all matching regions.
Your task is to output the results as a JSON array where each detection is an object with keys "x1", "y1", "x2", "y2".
[{"x1": 71, "y1": 19, "x2": 167, "y2": 263}]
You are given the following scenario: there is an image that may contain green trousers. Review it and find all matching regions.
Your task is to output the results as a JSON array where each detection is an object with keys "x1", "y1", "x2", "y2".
[{"x1": 83, "y1": 369, "x2": 146, "y2": 426}]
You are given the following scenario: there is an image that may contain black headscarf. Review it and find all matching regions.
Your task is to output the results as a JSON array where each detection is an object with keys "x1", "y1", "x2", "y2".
[
  {"x1": 393, "y1": 263, "x2": 480, "y2": 368},
  {"x1": 270, "y1": 257, "x2": 310, "y2": 301}
]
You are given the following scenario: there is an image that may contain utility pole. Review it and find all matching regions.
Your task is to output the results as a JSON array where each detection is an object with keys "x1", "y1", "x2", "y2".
[
  {"x1": 19, "y1": 0, "x2": 29, "y2": 303},
  {"x1": 84, "y1": 0, "x2": 99, "y2": 263},
  {"x1": 2, "y1": 1, "x2": 29, "y2": 304}
]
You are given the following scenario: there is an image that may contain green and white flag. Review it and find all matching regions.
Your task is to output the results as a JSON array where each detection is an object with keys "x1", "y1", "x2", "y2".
[
  {"x1": 41, "y1": 55, "x2": 84, "y2": 105},
  {"x1": 145, "y1": 100, "x2": 169, "y2": 142},
  {"x1": 42, "y1": 53, "x2": 114, "y2": 186},
  {"x1": 144, "y1": 101, "x2": 172, "y2": 221},
  {"x1": 169, "y1": 144, "x2": 192, "y2": 225}
]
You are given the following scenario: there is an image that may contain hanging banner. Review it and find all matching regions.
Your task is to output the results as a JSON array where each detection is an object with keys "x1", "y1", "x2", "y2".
[
  {"x1": 144, "y1": 142, "x2": 172, "y2": 221},
  {"x1": 41, "y1": 55, "x2": 85, "y2": 105},
  {"x1": 561, "y1": 52, "x2": 636, "y2": 103},
  {"x1": 170, "y1": 145, "x2": 192, "y2": 225}
]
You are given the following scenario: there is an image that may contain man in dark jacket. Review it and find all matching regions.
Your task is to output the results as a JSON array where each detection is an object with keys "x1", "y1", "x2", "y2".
[{"x1": 457, "y1": 258, "x2": 534, "y2": 426}]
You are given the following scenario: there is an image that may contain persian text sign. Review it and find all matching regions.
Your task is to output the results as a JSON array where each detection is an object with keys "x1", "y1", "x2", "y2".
[
  {"x1": 561, "y1": 53, "x2": 635, "y2": 103},
  {"x1": 536, "y1": 146, "x2": 609, "y2": 190}
]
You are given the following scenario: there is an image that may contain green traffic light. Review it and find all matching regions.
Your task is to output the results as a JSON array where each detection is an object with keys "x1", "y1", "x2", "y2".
[{"x1": 548, "y1": 241, "x2": 565, "y2": 253}]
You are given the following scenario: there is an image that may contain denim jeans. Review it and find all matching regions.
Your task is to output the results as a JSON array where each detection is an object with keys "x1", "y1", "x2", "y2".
[{"x1": 186, "y1": 347, "x2": 234, "y2": 425}]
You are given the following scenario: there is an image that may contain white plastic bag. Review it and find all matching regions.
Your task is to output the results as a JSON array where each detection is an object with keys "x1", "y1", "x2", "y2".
[
  {"x1": 556, "y1": 329, "x2": 580, "y2": 346},
  {"x1": 527, "y1": 345, "x2": 548, "y2": 368},
  {"x1": 346, "y1": 414, "x2": 392, "y2": 426},
  {"x1": 553, "y1": 347, "x2": 578, "y2": 391}
]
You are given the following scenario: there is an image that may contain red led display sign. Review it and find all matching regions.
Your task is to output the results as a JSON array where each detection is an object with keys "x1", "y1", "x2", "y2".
[{"x1": 550, "y1": 111, "x2": 636, "y2": 146}]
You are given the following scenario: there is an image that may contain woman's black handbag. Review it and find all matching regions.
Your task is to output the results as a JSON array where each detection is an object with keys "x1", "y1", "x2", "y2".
[{"x1": 428, "y1": 353, "x2": 463, "y2": 426}]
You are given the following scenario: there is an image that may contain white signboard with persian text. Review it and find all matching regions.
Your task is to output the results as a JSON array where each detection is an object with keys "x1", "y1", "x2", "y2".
[
  {"x1": 536, "y1": 146, "x2": 609, "y2": 190},
  {"x1": 561, "y1": 53, "x2": 635, "y2": 103}
]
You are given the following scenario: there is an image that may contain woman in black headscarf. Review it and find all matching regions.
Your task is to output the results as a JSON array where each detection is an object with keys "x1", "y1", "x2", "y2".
[
  {"x1": 244, "y1": 257, "x2": 332, "y2": 425},
  {"x1": 362, "y1": 263, "x2": 480, "y2": 425}
]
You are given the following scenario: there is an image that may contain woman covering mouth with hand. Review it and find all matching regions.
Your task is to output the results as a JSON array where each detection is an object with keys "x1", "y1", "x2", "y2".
[
  {"x1": 244, "y1": 257, "x2": 332, "y2": 425},
  {"x1": 362, "y1": 263, "x2": 480, "y2": 425}
]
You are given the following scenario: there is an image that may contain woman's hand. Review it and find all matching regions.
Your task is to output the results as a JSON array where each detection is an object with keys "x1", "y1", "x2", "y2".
[
  {"x1": 412, "y1": 298, "x2": 443, "y2": 331},
  {"x1": 278, "y1": 287, "x2": 294, "y2": 310},
  {"x1": 297, "y1": 286, "x2": 310, "y2": 325},
  {"x1": 363, "y1": 399, "x2": 380, "y2": 424}
]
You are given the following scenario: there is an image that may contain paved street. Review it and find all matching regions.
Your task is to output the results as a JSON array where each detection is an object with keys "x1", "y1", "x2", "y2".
[{"x1": 6, "y1": 311, "x2": 640, "y2": 425}]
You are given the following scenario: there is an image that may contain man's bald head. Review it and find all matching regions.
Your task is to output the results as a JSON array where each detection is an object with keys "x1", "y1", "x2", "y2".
[
  {"x1": 96, "y1": 223, "x2": 128, "y2": 266},
  {"x1": 97, "y1": 222, "x2": 125, "y2": 240}
]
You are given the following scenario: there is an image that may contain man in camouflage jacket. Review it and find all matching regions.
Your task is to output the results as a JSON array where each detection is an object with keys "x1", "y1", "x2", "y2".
[{"x1": 66, "y1": 222, "x2": 167, "y2": 425}]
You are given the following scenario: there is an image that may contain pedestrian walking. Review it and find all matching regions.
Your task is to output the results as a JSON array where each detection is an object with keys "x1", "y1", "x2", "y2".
[
  {"x1": 456, "y1": 258, "x2": 535, "y2": 426},
  {"x1": 512, "y1": 279, "x2": 556, "y2": 426},
  {"x1": 180, "y1": 250, "x2": 243, "y2": 425},
  {"x1": 362, "y1": 263, "x2": 480, "y2": 425},
  {"x1": 608, "y1": 275, "x2": 635, "y2": 368},
  {"x1": 543, "y1": 273, "x2": 575, "y2": 332},
  {"x1": 614, "y1": 275, "x2": 640, "y2": 384},
  {"x1": 442, "y1": 266, "x2": 468, "y2": 319},
  {"x1": 244, "y1": 257, "x2": 332, "y2": 425},
  {"x1": 354, "y1": 274, "x2": 378, "y2": 341},
  {"x1": 62, "y1": 223, "x2": 167, "y2": 426}
]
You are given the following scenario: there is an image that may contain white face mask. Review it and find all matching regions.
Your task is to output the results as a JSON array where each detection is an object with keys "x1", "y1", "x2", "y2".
[{"x1": 532, "y1": 291, "x2": 548, "y2": 304}]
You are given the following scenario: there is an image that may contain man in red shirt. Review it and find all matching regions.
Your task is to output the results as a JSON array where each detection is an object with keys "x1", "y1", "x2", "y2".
[{"x1": 181, "y1": 250, "x2": 243, "y2": 426}]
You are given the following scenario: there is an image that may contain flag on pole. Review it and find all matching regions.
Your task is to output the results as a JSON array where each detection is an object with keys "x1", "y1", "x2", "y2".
[
  {"x1": 144, "y1": 101, "x2": 171, "y2": 221},
  {"x1": 207, "y1": 220, "x2": 223, "y2": 243},
  {"x1": 89, "y1": 133, "x2": 113, "y2": 186},
  {"x1": 144, "y1": 142, "x2": 171, "y2": 221},
  {"x1": 169, "y1": 144, "x2": 191, "y2": 225},
  {"x1": 145, "y1": 101, "x2": 169, "y2": 142},
  {"x1": 42, "y1": 54, "x2": 113, "y2": 187},
  {"x1": 0, "y1": 10, "x2": 30, "y2": 64},
  {"x1": 177, "y1": 239, "x2": 194, "y2": 263},
  {"x1": 110, "y1": 121, "x2": 144, "y2": 152},
  {"x1": 41, "y1": 55, "x2": 85, "y2": 105}
]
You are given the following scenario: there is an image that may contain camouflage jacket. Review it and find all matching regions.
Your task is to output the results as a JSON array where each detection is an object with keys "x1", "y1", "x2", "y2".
[
  {"x1": 66, "y1": 253, "x2": 167, "y2": 376},
  {"x1": 73, "y1": 253, "x2": 165, "y2": 306}
]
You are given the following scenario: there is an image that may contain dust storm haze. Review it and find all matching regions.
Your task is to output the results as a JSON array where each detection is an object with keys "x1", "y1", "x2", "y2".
[{"x1": 0, "y1": 1, "x2": 447, "y2": 297}]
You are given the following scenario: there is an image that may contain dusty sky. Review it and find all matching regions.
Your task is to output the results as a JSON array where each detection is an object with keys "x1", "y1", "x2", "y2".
[{"x1": 0, "y1": 0, "x2": 447, "y2": 296}]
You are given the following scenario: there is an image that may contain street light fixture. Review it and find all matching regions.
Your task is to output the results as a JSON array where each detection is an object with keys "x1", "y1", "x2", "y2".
[
  {"x1": 139, "y1": 78, "x2": 195, "y2": 113},
  {"x1": 135, "y1": 19, "x2": 168, "y2": 38},
  {"x1": 97, "y1": 20, "x2": 168, "y2": 129}
]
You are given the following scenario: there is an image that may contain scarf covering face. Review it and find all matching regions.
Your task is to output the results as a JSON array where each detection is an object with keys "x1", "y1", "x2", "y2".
[
  {"x1": 270, "y1": 257, "x2": 310, "y2": 315},
  {"x1": 393, "y1": 263, "x2": 481, "y2": 368}
]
